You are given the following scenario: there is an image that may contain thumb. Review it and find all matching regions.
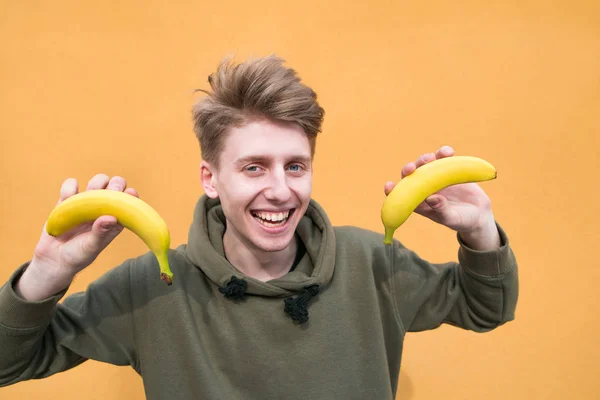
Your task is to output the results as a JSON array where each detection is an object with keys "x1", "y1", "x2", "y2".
[
  {"x1": 85, "y1": 216, "x2": 123, "y2": 253},
  {"x1": 424, "y1": 194, "x2": 446, "y2": 211}
]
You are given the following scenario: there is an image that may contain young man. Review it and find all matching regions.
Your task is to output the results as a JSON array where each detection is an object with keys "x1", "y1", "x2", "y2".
[{"x1": 0, "y1": 55, "x2": 519, "y2": 399}]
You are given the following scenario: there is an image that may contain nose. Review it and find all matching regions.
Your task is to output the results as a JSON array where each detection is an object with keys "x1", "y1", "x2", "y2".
[{"x1": 264, "y1": 169, "x2": 292, "y2": 202}]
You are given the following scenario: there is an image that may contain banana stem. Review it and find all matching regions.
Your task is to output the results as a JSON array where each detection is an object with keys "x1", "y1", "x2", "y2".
[
  {"x1": 383, "y1": 227, "x2": 395, "y2": 245},
  {"x1": 156, "y1": 252, "x2": 173, "y2": 285}
]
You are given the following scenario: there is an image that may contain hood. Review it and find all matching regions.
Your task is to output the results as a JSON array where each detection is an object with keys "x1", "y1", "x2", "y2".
[{"x1": 185, "y1": 195, "x2": 336, "y2": 322}]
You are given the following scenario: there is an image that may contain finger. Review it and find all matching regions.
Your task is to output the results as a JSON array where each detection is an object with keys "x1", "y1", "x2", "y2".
[
  {"x1": 384, "y1": 181, "x2": 395, "y2": 196},
  {"x1": 124, "y1": 187, "x2": 139, "y2": 198},
  {"x1": 93, "y1": 215, "x2": 123, "y2": 238},
  {"x1": 435, "y1": 145, "x2": 454, "y2": 159},
  {"x1": 59, "y1": 178, "x2": 79, "y2": 202},
  {"x1": 423, "y1": 194, "x2": 446, "y2": 211},
  {"x1": 95, "y1": 215, "x2": 122, "y2": 230},
  {"x1": 85, "y1": 216, "x2": 123, "y2": 253},
  {"x1": 106, "y1": 176, "x2": 127, "y2": 192},
  {"x1": 401, "y1": 162, "x2": 416, "y2": 178},
  {"x1": 415, "y1": 152, "x2": 436, "y2": 169},
  {"x1": 86, "y1": 173, "x2": 110, "y2": 190},
  {"x1": 413, "y1": 194, "x2": 446, "y2": 217}
]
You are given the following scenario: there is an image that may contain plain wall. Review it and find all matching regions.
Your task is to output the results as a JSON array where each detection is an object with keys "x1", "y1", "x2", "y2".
[{"x1": 1, "y1": 0, "x2": 598, "y2": 399}]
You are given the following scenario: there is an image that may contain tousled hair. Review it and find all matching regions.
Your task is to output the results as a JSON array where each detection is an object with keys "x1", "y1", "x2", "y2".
[{"x1": 191, "y1": 54, "x2": 324, "y2": 168}]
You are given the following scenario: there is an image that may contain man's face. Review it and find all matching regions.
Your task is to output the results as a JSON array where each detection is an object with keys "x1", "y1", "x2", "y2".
[{"x1": 202, "y1": 117, "x2": 313, "y2": 253}]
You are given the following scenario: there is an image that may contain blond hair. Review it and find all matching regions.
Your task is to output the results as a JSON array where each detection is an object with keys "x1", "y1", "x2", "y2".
[{"x1": 192, "y1": 55, "x2": 325, "y2": 167}]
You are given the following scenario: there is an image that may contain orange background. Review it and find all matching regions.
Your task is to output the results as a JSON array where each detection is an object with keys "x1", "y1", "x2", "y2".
[{"x1": 1, "y1": 1, "x2": 598, "y2": 399}]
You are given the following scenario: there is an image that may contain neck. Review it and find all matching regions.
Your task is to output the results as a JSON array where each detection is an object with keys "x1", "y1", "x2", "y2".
[{"x1": 223, "y1": 230, "x2": 297, "y2": 282}]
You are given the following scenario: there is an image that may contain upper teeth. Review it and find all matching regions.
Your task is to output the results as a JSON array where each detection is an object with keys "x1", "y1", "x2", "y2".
[{"x1": 254, "y1": 211, "x2": 289, "y2": 221}]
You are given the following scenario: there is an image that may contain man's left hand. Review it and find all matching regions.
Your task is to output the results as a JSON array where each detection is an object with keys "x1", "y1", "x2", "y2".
[{"x1": 384, "y1": 145, "x2": 501, "y2": 250}]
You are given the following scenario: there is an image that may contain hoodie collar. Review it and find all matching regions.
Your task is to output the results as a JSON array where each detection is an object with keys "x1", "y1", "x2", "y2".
[{"x1": 185, "y1": 195, "x2": 336, "y2": 298}]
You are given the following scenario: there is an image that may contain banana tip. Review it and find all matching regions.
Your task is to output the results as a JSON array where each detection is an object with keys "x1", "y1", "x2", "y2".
[{"x1": 160, "y1": 273, "x2": 173, "y2": 286}]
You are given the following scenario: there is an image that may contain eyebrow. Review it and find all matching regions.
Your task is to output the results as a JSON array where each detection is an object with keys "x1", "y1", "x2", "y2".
[{"x1": 233, "y1": 155, "x2": 312, "y2": 167}]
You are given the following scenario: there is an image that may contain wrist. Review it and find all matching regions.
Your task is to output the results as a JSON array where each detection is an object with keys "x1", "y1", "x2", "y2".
[
  {"x1": 15, "y1": 257, "x2": 74, "y2": 302},
  {"x1": 458, "y1": 213, "x2": 501, "y2": 251}
]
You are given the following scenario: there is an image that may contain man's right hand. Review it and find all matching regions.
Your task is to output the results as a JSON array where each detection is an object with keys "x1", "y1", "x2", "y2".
[{"x1": 14, "y1": 174, "x2": 139, "y2": 302}]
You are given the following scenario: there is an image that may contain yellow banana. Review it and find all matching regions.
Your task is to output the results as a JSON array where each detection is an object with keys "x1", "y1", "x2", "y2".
[
  {"x1": 45, "y1": 190, "x2": 173, "y2": 285},
  {"x1": 381, "y1": 155, "x2": 497, "y2": 244}
]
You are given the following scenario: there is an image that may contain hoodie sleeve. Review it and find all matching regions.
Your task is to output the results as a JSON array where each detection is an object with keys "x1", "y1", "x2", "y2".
[
  {"x1": 392, "y1": 222, "x2": 519, "y2": 333},
  {"x1": 0, "y1": 259, "x2": 139, "y2": 387}
]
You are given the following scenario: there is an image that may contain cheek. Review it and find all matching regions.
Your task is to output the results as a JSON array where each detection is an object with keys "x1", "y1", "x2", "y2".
[
  {"x1": 236, "y1": 180, "x2": 266, "y2": 199},
  {"x1": 221, "y1": 177, "x2": 266, "y2": 206},
  {"x1": 290, "y1": 176, "x2": 313, "y2": 201}
]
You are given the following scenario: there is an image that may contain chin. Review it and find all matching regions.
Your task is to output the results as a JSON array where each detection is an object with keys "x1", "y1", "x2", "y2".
[{"x1": 252, "y1": 235, "x2": 294, "y2": 253}]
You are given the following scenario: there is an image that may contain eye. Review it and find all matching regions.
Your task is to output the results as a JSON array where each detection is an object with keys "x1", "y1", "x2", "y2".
[
  {"x1": 243, "y1": 165, "x2": 265, "y2": 175},
  {"x1": 287, "y1": 163, "x2": 307, "y2": 175}
]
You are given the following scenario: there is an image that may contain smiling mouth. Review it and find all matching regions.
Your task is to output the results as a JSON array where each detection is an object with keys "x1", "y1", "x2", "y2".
[{"x1": 251, "y1": 209, "x2": 295, "y2": 228}]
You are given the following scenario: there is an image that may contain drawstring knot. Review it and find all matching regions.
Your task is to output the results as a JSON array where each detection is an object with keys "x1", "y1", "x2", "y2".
[
  {"x1": 219, "y1": 278, "x2": 321, "y2": 324},
  {"x1": 284, "y1": 285, "x2": 320, "y2": 324},
  {"x1": 219, "y1": 276, "x2": 248, "y2": 301}
]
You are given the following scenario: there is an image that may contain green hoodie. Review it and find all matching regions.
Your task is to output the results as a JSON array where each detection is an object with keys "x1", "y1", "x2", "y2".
[{"x1": 0, "y1": 195, "x2": 518, "y2": 399}]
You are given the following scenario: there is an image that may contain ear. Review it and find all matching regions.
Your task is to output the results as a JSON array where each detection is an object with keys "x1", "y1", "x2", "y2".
[{"x1": 200, "y1": 160, "x2": 219, "y2": 199}]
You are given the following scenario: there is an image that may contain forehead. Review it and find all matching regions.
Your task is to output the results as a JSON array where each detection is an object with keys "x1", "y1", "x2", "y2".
[{"x1": 221, "y1": 118, "x2": 311, "y2": 160}]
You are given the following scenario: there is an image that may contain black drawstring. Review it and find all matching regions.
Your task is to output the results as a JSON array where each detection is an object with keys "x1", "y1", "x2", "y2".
[
  {"x1": 219, "y1": 276, "x2": 248, "y2": 301},
  {"x1": 219, "y1": 278, "x2": 320, "y2": 324},
  {"x1": 284, "y1": 285, "x2": 320, "y2": 324}
]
